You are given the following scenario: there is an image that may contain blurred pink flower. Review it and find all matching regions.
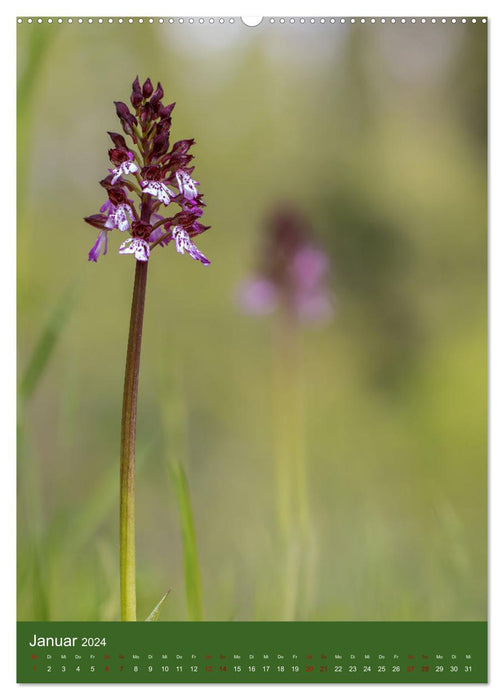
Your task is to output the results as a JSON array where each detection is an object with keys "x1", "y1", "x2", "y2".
[
  {"x1": 238, "y1": 278, "x2": 278, "y2": 315},
  {"x1": 291, "y1": 246, "x2": 329, "y2": 291},
  {"x1": 238, "y1": 208, "x2": 334, "y2": 323}
]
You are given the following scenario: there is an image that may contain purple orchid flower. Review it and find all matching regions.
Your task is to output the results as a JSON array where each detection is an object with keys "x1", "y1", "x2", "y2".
[
  {"x1": 141, "y1": 180, "x2": 176, "y2": 205},
  {"x1": 119, "y1": 237, "x2": 150, "y2": 262},
  {"x1": 173, "y1": 226, "x2": 210, "y2": 266},
  {"x1": 176, "y1": 170, "x2": 199, "y2": 200},
  {"x1": 110, "y1": 152, "x2": 138, "y2": 185}
]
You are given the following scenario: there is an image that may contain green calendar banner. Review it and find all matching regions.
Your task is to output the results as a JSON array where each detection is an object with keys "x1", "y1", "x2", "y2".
[{"x1": 18, "y1": 622, "x2": 487, "y2": 683}]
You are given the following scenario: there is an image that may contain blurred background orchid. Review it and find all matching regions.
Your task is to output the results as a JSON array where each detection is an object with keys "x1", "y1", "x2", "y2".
[
  {"x1": 238, "y1": 207, "x2": 334, "y2": 323},
  {"x1": 238, "y1": 205, "x2": 335, "y2": 618}
]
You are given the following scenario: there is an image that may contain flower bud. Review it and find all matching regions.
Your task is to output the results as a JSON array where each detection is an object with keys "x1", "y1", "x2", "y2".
[
  {"x1": 108, "y1": 131, "x2": 128, "y2": 149},
  {"x1": 165, "y1": 153, "x2": 194, "y2": 169},
  {"x1": 114, "y1": 101, "x2": 138, "y2": 137},
  {"x1": 84, "y1": 213, "x2": 108, "y2": 229},
  {"x1": 131, "y1": 76, "x2": 143, "y2": 108},
  {"x1": 151, "y1": 82, "x2": 164, "y2": 102},
  {"x1": 140, "y1": 101, "x2": 153, "y2": 126},
  {"x1": 159, "y1": 103, "x2": 175, "y2": 119},
  {"x1": 142, "y1": 78, "x2": 153, "y2": 98},
  {"x1": 151, "y1": 132, "x2": 170, "y2": 157},
  {"x1": 149, "y1": 82, "x2": 164, "y2": 114},
  {"x1": 171, "y1": 139, "x2": 195, "y2": 155},
  {"x1": 156, "y1": 117, "x2": 172, "y2": 135}
]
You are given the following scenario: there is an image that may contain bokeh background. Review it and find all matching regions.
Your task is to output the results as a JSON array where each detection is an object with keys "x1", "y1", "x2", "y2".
[{"x1": 17, "y1": 18, "x2": 487, "y2": 622}]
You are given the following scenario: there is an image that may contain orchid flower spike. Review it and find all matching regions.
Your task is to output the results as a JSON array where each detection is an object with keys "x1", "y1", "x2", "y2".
[{"x1": 84, "y1": 77, "x2": 211, "y2": 266}]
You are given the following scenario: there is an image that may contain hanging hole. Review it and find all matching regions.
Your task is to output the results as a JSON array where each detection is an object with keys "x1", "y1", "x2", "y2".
[{"x1": 241, "y1": 16, "x2": 263, "y2": 27}]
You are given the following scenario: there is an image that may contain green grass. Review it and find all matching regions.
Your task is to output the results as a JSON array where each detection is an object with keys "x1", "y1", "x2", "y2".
[
  {"x1": 146, "y1": 590, "x2": 171, "y2": 621},
  {"x1": 19, "y1": 283, "x2": 80, "y2": 404},
  {"x1": 169, "y1": 461, "x2": 204, "y2": 621}
]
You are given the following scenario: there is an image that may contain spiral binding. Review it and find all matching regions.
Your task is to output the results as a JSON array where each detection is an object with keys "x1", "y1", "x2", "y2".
[{"x1": 17, "y1": 17, "x2": 488, "y2": 25}]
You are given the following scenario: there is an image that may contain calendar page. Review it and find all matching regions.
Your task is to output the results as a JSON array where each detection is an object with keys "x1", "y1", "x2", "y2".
[{"x1": 16, "y1": 14, "x2": 487, "y2": 684}]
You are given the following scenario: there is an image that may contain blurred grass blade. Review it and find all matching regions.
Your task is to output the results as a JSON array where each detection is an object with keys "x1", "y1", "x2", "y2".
[
  {"x1": 145, "y1": 590, "x2": 170, "y2": 621},
  {"x1": 20, "y1": 284, "x2": 79, "y2": 403},
  {"x1": 17, "y1": 24, "x2": 53, "y2": 201},
  {"x1": 169, "y1": 461, "x2": 203, "y2": 621},
  {"x1": 61, "y1": 445, "x2": 150, "y2": 560}
]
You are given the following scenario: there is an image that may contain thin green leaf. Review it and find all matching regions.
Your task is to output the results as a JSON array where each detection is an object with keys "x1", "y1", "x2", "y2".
[
  {"x1": 145, "y1": 590, "x2": 171, "y2": 621},
  {"x1": 169, "y1": 460, "x2": 203, "y2": 621},
  {"x1": 20, "y1": 284, "x2": 80, "y2": 403}
]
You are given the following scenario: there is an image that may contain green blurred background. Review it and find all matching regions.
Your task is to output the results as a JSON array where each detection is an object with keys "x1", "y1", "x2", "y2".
[{"x1": 17, "y1": 18, "x2": 487, "y2": 622}]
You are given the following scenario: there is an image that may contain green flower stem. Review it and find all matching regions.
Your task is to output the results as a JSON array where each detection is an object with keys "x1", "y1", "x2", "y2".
[
  {"x1": 272, "y1": 317, "x2": 294, "y2": 540},
  {"x1": 120, "y1": 259, "x2": 149, "y2": 621},
  {"x1": 272, "y1": 311, "x2": 310, "y2": 620}
]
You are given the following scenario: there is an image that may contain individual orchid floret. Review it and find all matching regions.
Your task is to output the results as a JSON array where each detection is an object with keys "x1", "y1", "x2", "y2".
[
  {"x1": 88, "y1": 230, "x2": 109, "y2": 262},
  {"x1": 111, "y1": 152, "x2": 138, "y2": 185},
  {"x1": 141, "y1": 180, "x2": 176, "y2": 205},
  {"x1": 110, "y1": 203, "x2": 134, "y2": 232},
  {"x1": 176, "y1": 170, "x2": 199, "y2": 200},
  {"x1": 84, "y1": 76, "x2": 211, "y2": 265},
  {"x1": 173, "y1": 226, "x2": 210, "y2": 266},
  {"x1": 119, "y1": 238, "x2": 150, "y2": 262}
]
